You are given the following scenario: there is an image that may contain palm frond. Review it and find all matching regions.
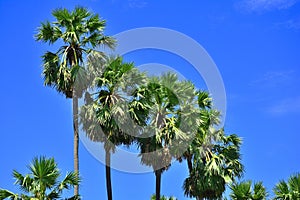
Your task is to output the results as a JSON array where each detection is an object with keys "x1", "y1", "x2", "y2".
[
  {"x1": 0, "y1": 189, "x2": 19, "y2": 200},
  {"x1": 35, "y1": 21, "x2": 62, "y2": 44},
  {"x1": 57, "y1": 172, "x2": 80, "y2": 192}
]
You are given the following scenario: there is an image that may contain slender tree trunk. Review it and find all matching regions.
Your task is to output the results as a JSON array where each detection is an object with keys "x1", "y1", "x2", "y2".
[
  {"x1": 155, "y1": 169, "x2": 162, "y2": 200},
  {"x1": 105, "y1": 149, "x2": 113, "y2": 200},
  {"x1": 73, "y1": 95, "x2": 79, "y2": 196},
  {"x1": 187, "y1": 156, "x2": 193, "y2": 174}
]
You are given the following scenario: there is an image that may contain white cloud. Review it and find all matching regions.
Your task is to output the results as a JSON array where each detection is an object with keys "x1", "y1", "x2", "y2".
[
  {"x1": 274, "y1": 18, "x2": 300, "y2": 30},
  {"x1": 268, "y1": 96, "x2": 300, "y2": 115},
  {"x1": 128, "y1": 0, "x2": 148, "y2": 8},
  {"x1": 250, "y1": 70, "x2": 295, "y2": 88},
  {"x1": 109, "y1": 0, "x2": 148, "y2": 9},
  {"x1": 236, "y1": 0, "x2": 298, "y2": 12}
]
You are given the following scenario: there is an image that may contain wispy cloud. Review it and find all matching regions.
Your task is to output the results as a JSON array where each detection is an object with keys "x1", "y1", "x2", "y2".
[
  {"x1": 250, "y1": 70, "x2": 295, "y2": 88},
  {"x1": 274, "y1": 17, "x2": 300, "y2": 31},
  {"x1": 109, "y1": 0, "x2": 148, "y2": 9},
  {"x1": 236, "y1": 0, "x2": 299, "y2": 12},
  {"x1": 268, "y1": 96, "x2": 300, "y2": 115},
  {"x1": 128, "y1": 0, "x2": 148, "y2": 8}
]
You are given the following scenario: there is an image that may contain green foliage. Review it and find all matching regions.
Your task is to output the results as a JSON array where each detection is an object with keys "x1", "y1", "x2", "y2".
[
  {"x1": 273, "y1": 173, "x2": 300, "y2": 200},
  {"x1": 135, "y1": 72, "x2": 199, "y2": 171},
  {"x1": 229, "y1": 180, "x2": 268, "y2": 200},
  {"x1": 182, "y1": 91, "x2": 244, "y2": 199},
  {"x1": 80, "y1": 56, "x2": 145, "y2": 148},
  {"x1": 36, "y1": 7, "x2": 115, "y2": 98},
  {"x1": 0, "y1": 156, "x2": 80, "y2": 200}
]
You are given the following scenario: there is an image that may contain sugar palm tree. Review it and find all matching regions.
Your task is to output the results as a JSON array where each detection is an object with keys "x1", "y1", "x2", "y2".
[
  {"x1": 0, "y1": 156, "x2": 79, "y2": 200},
  {"x1": 273, "y1": 173, "x2": 300, "y2": 200},
  {"x1": 177, "y1": 90, "x2": 214, "y2": 173},
  {"x1": 182, "y1": 102, "x2": 244, "y2": 200},
  {"x1": 80, "y1": 56, "x2": 145, "y2": 200},
  {"x1": 135, "y1": 73, "x2": 199, "y2": 200},
  {"x1": 35, "y1": 7, "x2": 115, "y2": 195},
  {"x1": 230, "y1": 180, "x2": 268, "y2": 200}
]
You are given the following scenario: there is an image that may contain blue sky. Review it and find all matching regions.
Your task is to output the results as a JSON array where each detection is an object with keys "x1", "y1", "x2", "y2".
[{"x1": 0, "y1": 0, "x2": 300, "y2": 199}]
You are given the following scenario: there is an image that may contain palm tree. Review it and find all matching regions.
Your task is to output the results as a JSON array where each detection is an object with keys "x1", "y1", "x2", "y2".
[
  {"x1": 80, "y1": 56, "x2": 145, "y2": 200},
  {"x1": 35, "y1": 7, "x2": 115, "y2": 195},
  {"x1": 182, "y1": 94, "x2": 244, "y2": 200},
  {"x1": 230, "y1": 180, "x2": 268, "y2": 200},
  {"x1": 0, "y1": 156, "x2": 79, "y2": 200},
  {"x1": 135, "y1": 73, "x2": 199, "y2": 200},
  {"x1": 273, "y1": 173, "x2": 300, "y2": 199},
  {"x1": 177, "y1": 90, "x2": 213, "y2": 174}
]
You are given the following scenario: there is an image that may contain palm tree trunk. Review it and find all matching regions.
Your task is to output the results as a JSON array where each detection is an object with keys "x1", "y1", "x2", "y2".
[
  {"x1": 155, "y1": 169, "x2": 162, "y2": 200},
  {"x1": 73, "y1": 95, "x2": 79, "y2": 196},
  {"x1": 105, "y1": 149, "x2": 113, "y2": 200},
  {"x1": 187, "y1": 156, "x2": 193, "y2": 174}
]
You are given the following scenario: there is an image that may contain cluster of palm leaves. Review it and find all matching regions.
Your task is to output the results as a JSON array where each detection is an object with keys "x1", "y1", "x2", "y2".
[
  {"x1": 0, "y1": 157, "x2": 79, "y2": 200},
  {"x1": 273, "y1": 173, "x2": 300, "y2": 199},
  {"x1": 229, "y1": 173, "x2": 300, "y2": 200},
  {"x1": 230, "y1": 181, "x2": 268, "y2": 200}
]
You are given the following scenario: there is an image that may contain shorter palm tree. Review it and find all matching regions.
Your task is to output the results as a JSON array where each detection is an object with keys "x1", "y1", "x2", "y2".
[
  {"x1": 230, "y1": 180, "x2": 268, "y2": 200},
  {"x1": 80, "y1": 55, "x2": 146, "y2": 200},
  {"x1": 0, "y1": 156, "x2": 80, "y2": 200},
  {"x1": 135, "y1": 73, "x2": 198, "y2": 200},
  {"x1": 273, "y1": 173, "x2": 300, "y2": 200}
]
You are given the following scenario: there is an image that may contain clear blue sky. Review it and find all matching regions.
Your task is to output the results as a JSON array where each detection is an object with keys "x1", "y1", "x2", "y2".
[{"x1": 0, "y1": 0, "x2": 300, "y2": 199}]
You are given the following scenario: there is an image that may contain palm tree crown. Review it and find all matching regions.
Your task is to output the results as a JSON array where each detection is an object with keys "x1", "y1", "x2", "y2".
[
  {"x1": 273, "y1": 173, "x2": 300, "y2": 200},
  {"x1": 229, "y1": 180, "x2": 268, "y2": 200},
  {"x1": 0, "y1": 156, "x2": 79, "y2": 200},
  {"x1": 35, "y1": 6, "x2": 115, "y2": 98}
]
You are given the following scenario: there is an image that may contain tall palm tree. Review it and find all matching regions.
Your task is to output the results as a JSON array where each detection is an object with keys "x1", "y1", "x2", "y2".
[
  {"x1": 35, "y1": 7, "x2": 115, "y2": 195},
  {"x1": 0, "y1": 156, "x2": 79, "y2": 200},
  {"x1": 135, "y1": 73, "x2": 199, "y2": 200},
  {"x1": 230, "y1": 180, "x2": 268, "y2": 200},
  {"x1": 80, "y1": 56, "x2": 145, "y2": 200},
  {"x1": 273, "y1": 173, "x2": 300, "y2": 200},
  {"x1": 182, "y1": 94, "x2": 244, "y2": 200}
]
